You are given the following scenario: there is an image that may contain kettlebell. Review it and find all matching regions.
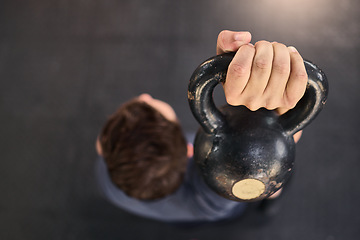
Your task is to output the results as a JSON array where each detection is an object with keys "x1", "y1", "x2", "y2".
[{"x1": 188, "y1": 52, "x2": 328, "y2": 202}]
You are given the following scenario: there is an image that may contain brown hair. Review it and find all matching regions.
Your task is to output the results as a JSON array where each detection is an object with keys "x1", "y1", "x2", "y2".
[{"x1": 99, "y1": 99, "x2": 188, "y2": 200}]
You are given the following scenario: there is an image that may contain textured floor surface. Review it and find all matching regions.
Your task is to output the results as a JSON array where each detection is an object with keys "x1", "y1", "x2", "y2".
[{"x1": 0, "y1": 0, "x2": 359, "y2": 239}]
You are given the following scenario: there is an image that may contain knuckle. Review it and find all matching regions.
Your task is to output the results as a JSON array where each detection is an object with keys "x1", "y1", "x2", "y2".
[
  {"x1": 265, "y1": 98, "x2": 280, "y2": 110},
  {"x1": 240, "y1": 43, "x2": 255, "y2": 52},
  {"x1": 248, "y1": 105, "x2": 260, "y2": 111},
  {"x1": 224, "y1": 89, "x2": 243, "y2": 106},
  {"x1": 229, "y1": 62, "x2": 249, "y2": 77},
  {"x1": 217, "y1": 31, "x2": 226, "y2": 48},
  {"x1": 287, "y1": 102, "x2": 297, "y2": 110},
  {"x1": 273, "y1": 42, "x2": 286, "y2": 48},
  {"x1": 226, "y1": 99, "x2": 239, "y2": 106},
  {"x1": 220, "y1": 30, "x2": 231, "y2": 36},
  {"x1": 295, "y1": 70, "x2": 308, "y2": 81},
  {"x1": 255, "y1": 40, "x2": 271, "y2": 47},
  {"x1": 273, "y1": 62, "x2": 290, "y2": 75},
  {"x1": 284, "y1": 95, "x2": 298, "y2": 109},
  {"x1": 217, "y1": 30, "x2": 234, "y2": 49},
  {"x1": 245, "y1": 98, "x2": 261, "y2": 111},
  {"x1": 254, "y1": 58, "x2": 271, "y2": 70},
  {"x1": 225, "y1": 95, "x2": 239, "y2": 106},
  {"x1": 247, "y1": 45, "x2": 256, "y2": 56}
]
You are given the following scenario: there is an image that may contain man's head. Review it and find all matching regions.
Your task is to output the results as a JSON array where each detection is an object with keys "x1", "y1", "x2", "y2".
[{"x1": 98, "y1": 94, "x2": 188, "y2": 200}]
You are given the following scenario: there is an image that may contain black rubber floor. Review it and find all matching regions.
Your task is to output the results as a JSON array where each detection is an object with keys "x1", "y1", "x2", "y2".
[{"x1": 1, "y1": 1, "x2": 359, "y2": 239}]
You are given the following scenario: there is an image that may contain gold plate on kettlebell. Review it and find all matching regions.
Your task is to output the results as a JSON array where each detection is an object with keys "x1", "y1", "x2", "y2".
[{"x1": 232, "y1": 179, "x2": 265, "y2": 200}]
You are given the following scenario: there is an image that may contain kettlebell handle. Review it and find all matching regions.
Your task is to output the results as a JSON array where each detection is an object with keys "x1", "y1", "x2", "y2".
[{"x1": 188, "y1": 52, "x2": 328, "y2": 135}]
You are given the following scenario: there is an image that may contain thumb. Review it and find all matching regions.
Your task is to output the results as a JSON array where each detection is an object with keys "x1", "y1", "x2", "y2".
[{"x1": 216, "y1": 30, "x2": 252, "y2": 55}]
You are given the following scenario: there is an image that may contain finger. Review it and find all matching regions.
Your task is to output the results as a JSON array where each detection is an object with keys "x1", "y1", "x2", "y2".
[
  {"x1": 283, "y1": 46, "x2": 308, "y2": 109},
  {"x1": 268, "y1": 188, "x2": 282, "y2": 199},
  {"x1": 293, "y1": 130, "x2": 302, "y2": 143},
  {"x1": 241, "y1": 41, "x2": 273, "y2": 110},
  {"x1": 263, "y1": 42, "x2": 291, "y2": 110},
  {"x1": 216, "y1": 30, "x2": 252, "y2": 55},
  {"x1": 224, "y1": 44, "x2": 255, "y2": 106}
]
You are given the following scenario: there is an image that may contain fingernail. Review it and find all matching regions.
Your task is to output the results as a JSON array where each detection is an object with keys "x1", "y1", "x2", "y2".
[
  {"x1": 288, "y1": 46, "x2": 298, "y2": 53},
  {"x1": 234, "y1": 33, "x2": 246, "y2": 41},
  {"x1": 247, "y1": 43, "x2": 254, "y2": 47},
  {"x1": 234, "y1": 32, "x2": 251, "y2": 42}
]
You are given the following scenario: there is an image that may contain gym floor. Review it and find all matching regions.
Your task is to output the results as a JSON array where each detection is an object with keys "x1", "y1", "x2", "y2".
[{"x1": 1, "y1": 0, "x2": 359, "y2": 239}]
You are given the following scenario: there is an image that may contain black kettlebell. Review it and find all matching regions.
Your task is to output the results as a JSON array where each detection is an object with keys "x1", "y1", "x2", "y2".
[{"x1": 188, "y1": 52, "x2": 328, "y2": 202}]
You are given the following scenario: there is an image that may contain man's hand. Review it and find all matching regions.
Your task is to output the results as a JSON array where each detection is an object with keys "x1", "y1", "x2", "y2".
[
  {"x1": 216, "y1": 30, "x2": 308, "y2": 114},
  {"x1": 216, "y1": 30, "x2": 306, "y2": 143}
]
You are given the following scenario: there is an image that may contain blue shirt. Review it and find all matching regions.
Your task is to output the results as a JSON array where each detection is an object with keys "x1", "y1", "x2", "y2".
[{"x1": 95, "y1": 156, "x2": 247, "y2": 222}]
